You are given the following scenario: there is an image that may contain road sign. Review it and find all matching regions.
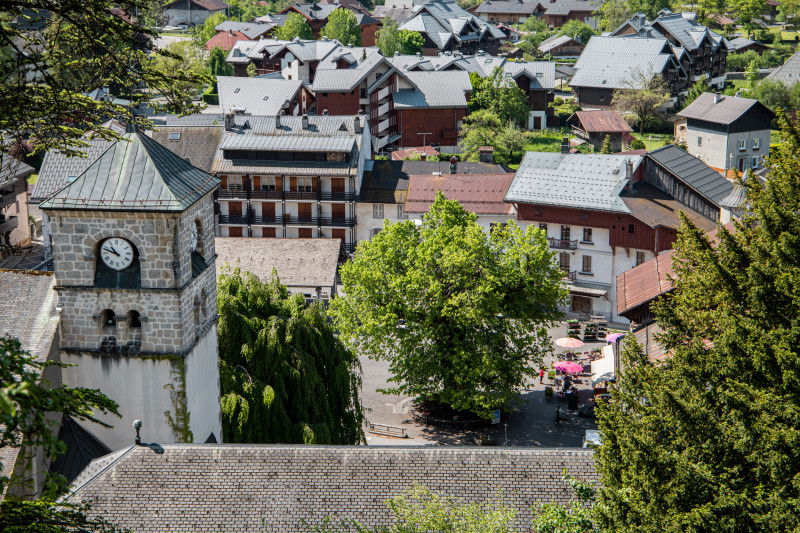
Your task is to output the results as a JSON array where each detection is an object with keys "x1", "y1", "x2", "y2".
[{"x1": 491, "y1": 409, "x2": 501, "y2": 425}]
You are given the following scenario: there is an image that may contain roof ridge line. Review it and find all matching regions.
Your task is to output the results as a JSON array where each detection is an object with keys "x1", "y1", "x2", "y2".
[{"x1": 61, "y1": 445, "x2": 137, "y2": 501}]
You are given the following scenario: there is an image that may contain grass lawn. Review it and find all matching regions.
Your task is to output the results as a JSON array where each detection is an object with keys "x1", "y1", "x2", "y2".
[
  {"x1": 630, "y1": 132, "x2": 670, "y2": 150},
  {"x1": 159, "y1": 31, "x2": 190, "y2": 37},
  {"x1": 522, "y1": 131, "x2": 565, "y2": 153}
]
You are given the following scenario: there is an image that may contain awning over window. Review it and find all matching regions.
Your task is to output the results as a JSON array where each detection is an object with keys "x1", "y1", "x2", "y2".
[{"x1": 562, "y1": 281, "x2": 611, "y2": 298}]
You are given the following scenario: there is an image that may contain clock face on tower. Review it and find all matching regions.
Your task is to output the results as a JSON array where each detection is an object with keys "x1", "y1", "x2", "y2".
[{"x1": 100, "y1": 237, "x2": 134, "y2": 271}]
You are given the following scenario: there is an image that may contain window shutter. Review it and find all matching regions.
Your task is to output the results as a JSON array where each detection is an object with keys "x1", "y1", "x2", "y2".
[
  {"x1": 290, "y1": 177, "x2": 297, "y2": 191},
  {"x1": 220, "y1": 175, "x2": 228, "y2": 189},
  {"x1": 252, "y1": 176, "x2": 261, "y2": 190}
]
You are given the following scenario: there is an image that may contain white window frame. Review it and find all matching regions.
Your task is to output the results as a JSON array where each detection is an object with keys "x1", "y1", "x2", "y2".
[
  {"x1": 298, "y1": 177, "x2": 313, "y2": 192},
  {"x1": 697, "y1": 136, "x2": 702, "y2": 146},
  {"x1": 738, "y1": 139, "x2": 746, "y2": 151},
  {"x1": 581, "y1": 255, "x2": 592, "y2": 274},
  {"x1": 397, "y1": 204, "x2": 407, "y2": 219},
  {"x1": 752, "y1": 156, "x2": 759, "y2": 168},
  {"x1": 752, "y1": 138, "x2": 760, "y2": 149},
  {"x1": 373, "y1": 204, "x2": 384, "y2": 219},
  {"x1": 229, "y1": 176, "x2": 243, "y2": 190},
  {"x1": 635, "y1": 251, "x2": 646, "y2": 266},
  {"x1": 263, "y1": 176, "x2": 276, "y2": 191}
]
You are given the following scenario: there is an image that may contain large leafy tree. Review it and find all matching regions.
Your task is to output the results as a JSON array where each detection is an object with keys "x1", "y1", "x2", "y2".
[
  {"x1": 0, "y1": 0, "x2": 204, "y2": 159},
  {"x1": 321, "y1": 8, "x2": 362, "y2": 46},
  {"x1": 557, "y1": 20, "x2": 596, "y2": 43},
  {"x1": 398, "y1": 29, "x2": 424, "y2": 55},
  {"x1": 731, "y1": 0, "x2": 768, "y2": 35},
  {"x1": 0, "y1": 337, "x2": 121, "y2": 529},
  {"x1": 468, "y1": 68, "x2": 531, "y2": 126},
  {"x1": 218, "y1": 267, "x2": 364, "y2": 445},
  {"x1": 376, "y1": 16, "x2": 401, "y2": 56},
  {"x1": 596, "y1": 114, "x2": 800, "y2": 530},
  {"x1": 682, "y1": 78, "x2": 710, "y2": 108},
  {"x1": 599, "y1": 0, "x2": 632, "y2": 31},
  {"x1": 611, "y1": 68, "x2": 670, "y2": 135},
  {"x1": 330, "y1": 194, "x2": 564, "y2": 418},
  {"x1": 193, "y1": 11, "x2": 226, "y2": 45},
  {"x1": 208, "y1": 46, "x2": 233, "y2": 78},
  {"x1": 275, "y1": 12, "x2": 314, "y2": 41},
  {"x1": 151, "y1": 40, "x2": 206, "y2": 95}
]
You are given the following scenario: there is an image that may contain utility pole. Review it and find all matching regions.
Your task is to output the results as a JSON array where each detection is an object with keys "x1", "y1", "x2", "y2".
[{"x1": 417, "y1": 132, "x2": 433, "y2": 146}]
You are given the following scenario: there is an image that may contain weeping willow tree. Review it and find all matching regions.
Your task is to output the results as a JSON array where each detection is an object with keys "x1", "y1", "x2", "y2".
[{"x1": 218, "y1": 267, "x2": 364, "y2": 444}]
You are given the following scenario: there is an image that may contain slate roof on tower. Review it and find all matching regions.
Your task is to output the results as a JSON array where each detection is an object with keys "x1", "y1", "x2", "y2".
[{"x1": 39, "y1": 133, "x2": 219, "y2": 212}]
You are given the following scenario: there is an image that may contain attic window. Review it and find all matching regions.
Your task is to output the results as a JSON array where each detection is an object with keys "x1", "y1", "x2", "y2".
[
  {"x1": 612, "y1": 168, "x2": 620, "y2": 174},
  {"x1": 169, "y1": 132, "x2": 181, "y2": 140},
  {"x1": 263, "y1": 96, "x2": 269, "y2": 100},
  {"x1": 67, "y1": 175, "x2": 78, "y2": 183},
  {"x1": 234, "y1": 88, "x2": 241, "y2": 93},
  {"x1": 485, "y1": 58, "x2": 492, "y2": 63},
  {"x1": 536, "y1": 72, "x2": 543, "y2": 77}
]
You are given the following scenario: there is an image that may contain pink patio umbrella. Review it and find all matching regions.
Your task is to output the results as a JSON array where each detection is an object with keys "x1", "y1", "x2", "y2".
[
  {"x1": 555, "y1": 337, "x2": 584, "y2": 349},
  {"x1": 553, "y1": 361, "x2": 584, "y2": 374},
  {"x1": 606, "y1": 333, "x2": 625, "y2": 343}
]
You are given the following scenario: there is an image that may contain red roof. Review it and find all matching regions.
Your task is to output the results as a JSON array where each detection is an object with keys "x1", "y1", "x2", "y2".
[
  {"x1": 574, "y1": 110, "x2": 633, "y2": 133},
  {"x1": 205, "y1": 31, "x2": 253, "y2": 51},
  {"x1": 404, "y1": 173, "x2": 515, "y2": 216},
  {"x1": 391, "y1": 146, "x2": 440, "y2": 161}
]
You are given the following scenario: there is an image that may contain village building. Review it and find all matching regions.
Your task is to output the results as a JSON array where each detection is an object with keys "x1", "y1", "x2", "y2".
[
  {"x1": 504, "y1": 149, "x2": 727, "y2": 321},
  {"x1": 727, "y1": 36, "x2": 772, "y2": 55},
  {"x1": 164, "y1": 0, "x2": 229, "y2": 27},
  {"x1": 279, "y1": 2, "x2": 381, "y2": 46},
  {"x1": 205, "y1": 21, "x2": 276, "y2": 51},
  {"x1": 673, "y1": 92, "x2": 774, "y2": 176},
  {"x1": 217, "y1": 75, "x2": 309, "y2": 116},
  {"x1": 474, "y1": 0, "x2": 543, "y2": 24},
  {"x1": 0, "y1": 155, "x2": 34, "y2": 246},
  {"x1": 568, "y1": 110, "x2": 633, "y2": 153},
  {"x1": 398, "y1": 0, "x2": 506, "y2": 56},
  {"x1": 62, "y1": 445, "x2": 598, "y2": 532},
  {"x1": 212, "y1": 114, "x2": 369, "y2": 254},
  {"x1": 356, "y1": 159, "x2": 506, "y2": 242},
  {"x1": 215, "y1": 237, "x2": 344, "y2": 301},
  {"x1": 39, "y1": 132, "x2": 223, "y2": 452},
  {"x1": 538, "y1": 34, "x2": 585, "y2": 58},
  {"x1": 404, "y1": 172, "x2": 517, "y2": 230},
  {"x1": 767, "y1": 49, "x2": 800, "y2": 85}
]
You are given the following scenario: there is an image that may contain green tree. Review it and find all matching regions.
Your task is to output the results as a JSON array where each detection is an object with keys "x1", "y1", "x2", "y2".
[
  {"x1": 208, "y1": 46, "x2": 233, "y2": 78},
  {"x1": 376, "y1": 16, "x2": 401, "y2": 56},
  {"x1": 521, "y1": 16, "x2": 549, "y2": 32},
  {"x1": 329, "y1": 194, "x2": 564, "y2": 418},
  {"x1": 218, "y1": 267, "x2": 364, "y2": 445},
  {"x1": 745, "y1": 58, "x2": 760, "y2": 90},
  {"x1": 557, "y1": 19, "x2": 596, "y2": 44},
  {"x1": 600, "y1": 134, "x2": 613, "y2": 153},
  {"x1": 460, "y1": 109, "x2": 510, "y2": 164},
  {"x1": 0, "y1": 337, "x2": 121, "y2": 529},
  {"x1": 599, "y1": 0, "x2": 632, "y2": 31},
  {"x1": 531, "y1": 473, "x2": 597, "y2": 533},
  {"x1": 682, "y1": 78, "x2": 710, "y2": 108},
  {"x1": 0, "y1": 0, "x2": 202, "y2": 158},
  {"x1": 752, "y1": 78, "x2": 792, "y2": 111},
  {"x1": 398, "y1": 29, "x2": 424, "y2": 55},
  {"x1": 321, "y1": 8, "x2": 362, "y2": 46},
  {"x1": 611, "y1": 69, "x2": 670, "y2": 135},
  {"x1": 731, "y1": 0, "x2": 768, "y2": 35},
  {"x1": 151, "y1": 40, "x2": 207, "y2": 95},
  {"x1": 596, "y1": 114, "x2": 800, "y2": 530},
  {"x1": 468, "y1": 68, "x2": 531, "y2": 126},
  {"x1": 246, "y1": 62, "x2": 258, "y2": 77},
  {"x1": 275, "y1": 12, "x2": 314, "y2": 41},
  {"x1": 193, "y1": 11, "x2": 227, "y2": 45},
  {"x1": 228, "y1": 0, "x2": 269, "y2": 21}
]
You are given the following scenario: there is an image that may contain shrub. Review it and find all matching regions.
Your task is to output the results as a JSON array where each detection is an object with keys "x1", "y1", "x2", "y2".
[{"x1": 630, "y1": 138, "x2": 646, "y2": 150}]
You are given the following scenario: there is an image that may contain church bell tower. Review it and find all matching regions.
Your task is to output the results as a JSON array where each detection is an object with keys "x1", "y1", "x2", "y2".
[{"x1": 40, "y1": 132, "x2": 223, "y2": 450}]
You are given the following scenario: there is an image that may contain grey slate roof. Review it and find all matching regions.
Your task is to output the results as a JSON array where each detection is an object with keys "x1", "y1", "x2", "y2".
[
  {"x1": 645, "y1": 144, "x2": 734, "y2": 205},
  {"x1": 32, "y1": 137, "x2": 118, "y2": 202},
  {"x1": 767, "y1": 50, "x2": 800, "y2": 84},
  {"x1": 219, "y1": 134, "x2": 355, "y2": 152},
  {"x1": 216, "y1": 237, "x2": 340, "y2": 288},
  {"x1": 214, "y1": 20, "x2": 275, "y2": 39},
  {"x1": 217, "y1": 76, "x2": 302, "y2": 115},
  {"x1": 64, "y1": 444, "x2": 598, "y2": 532},
  {"x1": 392, "y1": 70, "x2": 472, "y2": 108},
  {"x1": 313, "y1": 51, "x2": 388, "y2": 91},
  {"x1": 360, "y1": 159, "x2": 509, "y2": 203},
  {"x1": 372, "y1": 6, "x2": 414, "y2": 22},
  {"x1": 0, "y1": 270, "x2": 58, "y2": 364},
  {"x1": 149, "y1": 125, "x2": 223, "y2": 173},
  {"x1": 475, "y1": 0, "x2": 540, "y2": 15},
  {"x1": 727, "y1": 36, "x2": 769, "y2": 52},
  {"x1": 505, "y1": 152, "x2": 644, "y2": 213},
  {"x1": 0, "y1": 153, "x2": 34, "y2": 188},
  {"x1": 504, "y1": 60, "x2": 556, "y2": 89},
  {"x1": 542, "y1": 0, "x2": 602, "y2": 16},
  {"x1": 539, "y1": 34, "x2": 579, "y2": 53},
  {"x1": 676, "y1": 92, "x2": 769, "y2": 125},
  {"x1": 571, "y1": 36, "x2": 673, "y2": 90},
  {"x1": 40, "y1": 133, "x2": 219, "y2": 212}
]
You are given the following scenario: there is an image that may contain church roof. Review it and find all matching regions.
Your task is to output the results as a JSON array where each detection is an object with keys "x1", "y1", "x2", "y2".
[{"x1": 39, "y1": 132, "x2": 220, "y2": 212}]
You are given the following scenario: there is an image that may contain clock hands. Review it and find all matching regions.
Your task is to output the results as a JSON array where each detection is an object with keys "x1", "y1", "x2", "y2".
[{"x1": 103, "y1": 246, "x2": 120, "y2": 257}]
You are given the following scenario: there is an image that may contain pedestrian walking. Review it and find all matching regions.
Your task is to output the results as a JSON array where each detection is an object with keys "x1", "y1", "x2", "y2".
[
  {"x1": 539, "y1": 368, "x2": 545, "y2": 383},
  {"x1": 555, "y1": 406, "x2": 561, "y2": 425}
]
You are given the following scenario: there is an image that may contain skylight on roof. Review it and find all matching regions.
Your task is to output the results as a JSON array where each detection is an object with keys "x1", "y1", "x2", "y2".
[
  {"x1": 263, "y1": 96, "x2": 269, "y2": 100},
  {"x1": 536, "y1": 72, "x2": 543, "y2": 77},
  {"x1": 234, "y1": 88, "x2": 241, "y2": 93},
  {"x1": 169, "y1": 132, "x2": 181, "y2": 140},
  {"x1": 67, "y1": 175, "x2": 78, "y2": 183}
]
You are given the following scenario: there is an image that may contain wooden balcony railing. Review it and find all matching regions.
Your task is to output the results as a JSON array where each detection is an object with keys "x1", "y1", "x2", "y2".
[{"x1": 549, "y1": 238, "x2": 577, "y2": 250}]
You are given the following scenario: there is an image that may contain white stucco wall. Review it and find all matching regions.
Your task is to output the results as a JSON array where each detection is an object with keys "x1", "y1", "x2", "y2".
[
  {"x1": 685, "y1": 124, "x2": 770, "y2": 171},
  {"x1": 184, "y1": 324, "x2": 223, "y2": 444}
]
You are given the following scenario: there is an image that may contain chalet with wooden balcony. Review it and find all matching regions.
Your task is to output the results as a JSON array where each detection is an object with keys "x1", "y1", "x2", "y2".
[
  {"x1": 571, "y1": 36, "x2": 686, "y2": 107},
  {"x1": 367, "y1": 68, "x2": 472, "y2": 152},
  {"x1": 567, "y1": 110, "x2": 633, "y2": 152},
  {"x1": 609, "y1": 11, "x2": 728, "y2": 91},
  {"x1": 279, "y1": 2, "x2": 380, "y2": 46},
  {"x1": 504, "y1": 151, "x2": 724, "y2": 322},
  {"x1": 211, "y1": 113, "x2": 370, "y2": 253}
]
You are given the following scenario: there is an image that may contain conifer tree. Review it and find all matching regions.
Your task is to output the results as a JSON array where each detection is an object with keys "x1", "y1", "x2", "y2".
[
  {"x1": 218, "y1": 268, "x2": 364, "y2": 445},
  {"x1": 600, "y1": 135, "x2": 613, "y2": 154},
  {"x1": 596, "y1": 113, "x2": 800, "y2": 530}
]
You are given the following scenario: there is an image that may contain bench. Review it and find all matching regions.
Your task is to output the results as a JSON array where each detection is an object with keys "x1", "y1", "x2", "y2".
[{"x1": 366, "y1": 419, "x2": 408, "y2": 438}]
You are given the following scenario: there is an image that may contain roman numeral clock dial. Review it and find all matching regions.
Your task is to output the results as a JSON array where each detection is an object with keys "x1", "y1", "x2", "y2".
[{"x1": 100, "y1": 238, "x2": 134, "y2": 271}]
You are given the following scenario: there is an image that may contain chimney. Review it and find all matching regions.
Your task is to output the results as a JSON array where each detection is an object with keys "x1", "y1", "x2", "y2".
[
  {"x1": 420, "y1": 152, "x2": 428, "y2": 161},
  {"x1": 275, "y1": 114, "x2": 281, "y2": 129},
  {"x1": 625, "y1": 159, "x2": 633, "y2": 181},
  {"x1": 713, "y1": 93, "x2": 721, "y2": 104},
  {"x1": 354, "y1": 112, "x2": 363, "y2": 134},
  {"x1": 479, "y1": 146, "x2": 494, "y2": 163},
  {"x1": 560, "y1": 136, "x2": 569, "y2": 154},
  {"x1": 449, "y1": 156, "x2": 458, "y2": 174},
  {"x1": 224, "y1": 112, "x2": 234, "y2": 131},
  {"x1": 302, "y1": 114, "x2": 309, "y2": 130}
]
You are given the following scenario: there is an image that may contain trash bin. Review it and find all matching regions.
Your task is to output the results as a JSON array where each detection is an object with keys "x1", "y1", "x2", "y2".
[{"x1": 568, "y1": 392, "x2": 579, "y2": 410}]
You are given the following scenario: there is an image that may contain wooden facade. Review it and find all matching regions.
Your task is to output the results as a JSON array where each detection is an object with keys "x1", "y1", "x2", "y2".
[
  {"x1": 395, "y1": 107, "x2": 465, "y2": 148},
  {"x1": 642, "y1": 159, "x2": 721, "y2": 221},
  {"x1": 317, "y1": 90, "x2": 361, "y2": 115}
]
